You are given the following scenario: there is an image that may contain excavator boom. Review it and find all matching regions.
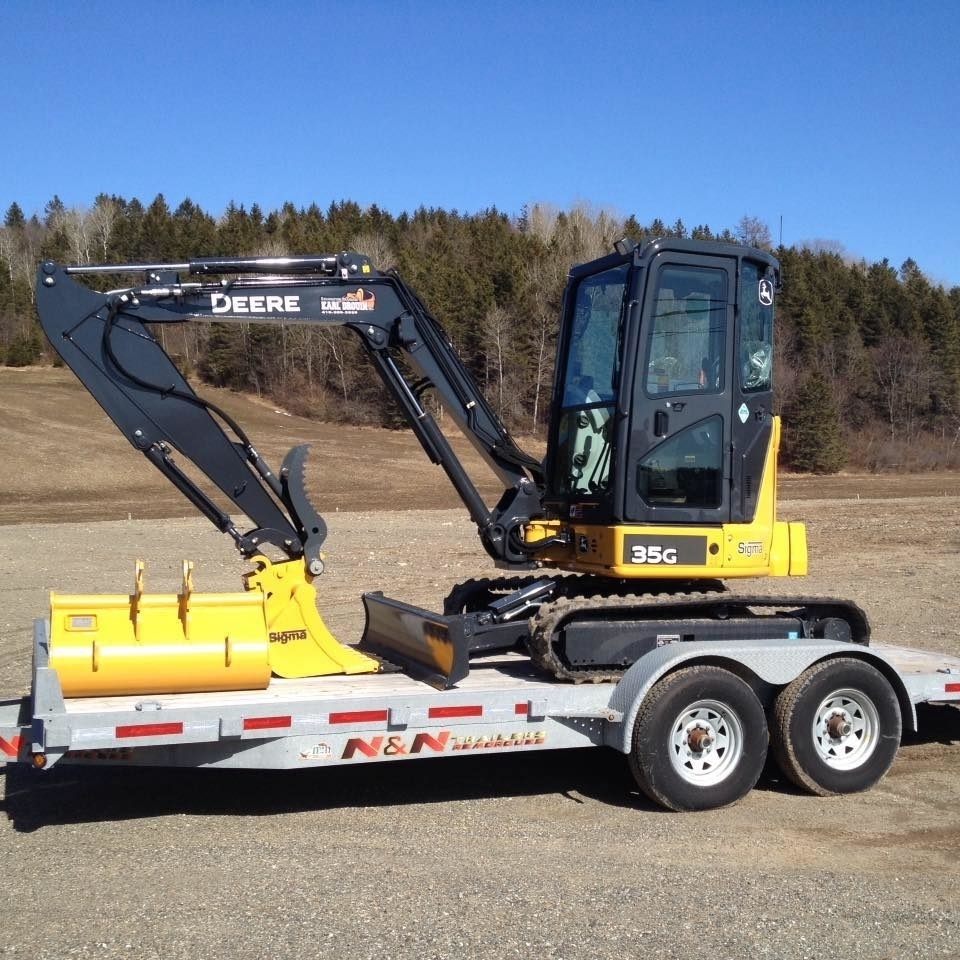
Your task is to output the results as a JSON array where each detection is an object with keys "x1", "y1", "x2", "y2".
[
  {"x1": 37, "y1": 253, "x2": 543, "y2": 570},
  {"x1": 36, "y1": 251, "x2": 548, "y2": 692}
]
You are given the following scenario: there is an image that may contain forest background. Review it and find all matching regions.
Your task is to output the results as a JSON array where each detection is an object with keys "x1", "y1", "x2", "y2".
[{"x1": 2, "y1": 193, "x2": 957, "y2": 475}]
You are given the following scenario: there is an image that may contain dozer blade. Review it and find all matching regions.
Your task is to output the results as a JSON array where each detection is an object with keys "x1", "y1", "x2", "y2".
[
  {"x1": 244, "y1": 556, "x2": 381, "y2": 679},
  {"x1": 359, "y1": 592, "x2": 470, "y2": 690}
]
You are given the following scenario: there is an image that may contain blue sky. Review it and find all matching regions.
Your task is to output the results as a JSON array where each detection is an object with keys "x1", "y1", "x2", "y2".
[{"x1": 2, "y1": 1, "x2": 958, "y2": 286}]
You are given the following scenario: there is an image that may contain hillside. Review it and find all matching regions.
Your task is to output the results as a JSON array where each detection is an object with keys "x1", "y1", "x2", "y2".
[
  {"x1": 0, "y1": 367, "x2": 517, "y2": 524},
  {"x1": 3, "y1": 367, "x2": 960, "y2": 527}
]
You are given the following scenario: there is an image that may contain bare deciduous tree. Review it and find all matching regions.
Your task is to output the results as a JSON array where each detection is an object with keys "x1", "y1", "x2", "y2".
[
  {"x1": 90, "y1": 196, "x2": 121, "y2": 258},
  {"x1": 483, "y1": 305, "x2": 512, "y2": 415},
  {"x1": 872, "y1": 334, "x2": 936, "y2": 441},
  {"x1": 736, "y1": 215, "x2": 773, "y2": 250},
  {"x1": 351, "y1": 231, "x2": 396, "y2": 271}
]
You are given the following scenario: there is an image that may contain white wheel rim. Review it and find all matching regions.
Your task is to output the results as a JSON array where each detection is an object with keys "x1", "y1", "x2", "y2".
[
  {"x1": 812, "y1": 687, "x2": 880, "y2": 770},
  {"x1": 668, "y1": 699, "x2": 744, "y2": 786}
]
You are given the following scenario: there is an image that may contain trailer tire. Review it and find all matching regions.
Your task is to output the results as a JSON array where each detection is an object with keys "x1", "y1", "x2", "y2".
[
  {"x1": 629, "y1": 665, "x2": 769, "y2": 811},
  {"x1": 772, "y1": 658, "x2": 901, "y2": 797}
]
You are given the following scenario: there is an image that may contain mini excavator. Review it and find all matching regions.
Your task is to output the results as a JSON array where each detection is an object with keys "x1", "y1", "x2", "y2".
[{"x1": 35, "y1": 239, "x2": 867, "y2": 695}]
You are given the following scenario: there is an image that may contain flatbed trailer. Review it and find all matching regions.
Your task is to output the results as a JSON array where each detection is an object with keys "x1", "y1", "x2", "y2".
[{"x1": 3, "y1": 619, "x2": 960, "y2": 811}]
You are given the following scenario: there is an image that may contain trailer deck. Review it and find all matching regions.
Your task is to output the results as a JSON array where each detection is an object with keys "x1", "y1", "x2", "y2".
[{"x1": 2, "y1": 619, "x2": 960, "y2": 788}]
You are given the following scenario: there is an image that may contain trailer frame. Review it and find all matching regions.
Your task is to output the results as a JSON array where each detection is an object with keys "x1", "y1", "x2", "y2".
[{"x1": 3, "y1": 619, "x2": 959, "y2": 810}]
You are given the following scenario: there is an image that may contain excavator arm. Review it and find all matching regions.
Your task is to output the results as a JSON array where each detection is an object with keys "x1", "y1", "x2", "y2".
[
  {"x1": 36, "y1": 251, "x2": 544, "y2": 570},
  {"x1": 35, "y1": 251, "x2": 548, "y2": 691}
]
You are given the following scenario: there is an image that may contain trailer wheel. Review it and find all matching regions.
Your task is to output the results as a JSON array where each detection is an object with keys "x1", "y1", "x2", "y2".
[
  {"x1": 772, "y1": 658, "x2": 901, "y2": 796},
  {"x1": 629, "y1": 666, "x2": 769, "y2": 811}
]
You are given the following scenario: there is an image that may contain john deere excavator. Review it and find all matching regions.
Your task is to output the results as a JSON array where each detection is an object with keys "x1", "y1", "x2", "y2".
[{"x1": 35, "y1": 238, "x2": 867, "y2": 695}]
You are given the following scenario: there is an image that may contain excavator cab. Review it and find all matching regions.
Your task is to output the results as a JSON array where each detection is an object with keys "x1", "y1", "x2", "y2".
[{"x1": 532, "y1": 239, "x2": 802, "y2": 581}]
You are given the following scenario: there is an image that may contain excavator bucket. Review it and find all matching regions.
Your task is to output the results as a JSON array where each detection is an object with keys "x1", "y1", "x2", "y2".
[
  {"x1": 243, "y1": 556, "x2": 381, "y2": 679},
  {"x1": 50, "y1": 560, "x2": 271, "y2": 697},
  {"x1": 48, "y1": 558, "x2": 380, "y2": 698}
]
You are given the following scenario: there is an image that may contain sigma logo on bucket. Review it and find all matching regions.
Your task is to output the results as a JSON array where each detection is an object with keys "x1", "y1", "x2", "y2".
[
  {"x1": 210, "y1": 293, "x2": 301, "y2": 314},
  {"x1": 623, "y1": 534, "x2": 706, "y2": 566},
  {"x1": 738, "y1": 541, "x2": 764, "y2": 558}
]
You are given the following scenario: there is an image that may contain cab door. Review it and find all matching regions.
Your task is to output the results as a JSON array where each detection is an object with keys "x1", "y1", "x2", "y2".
[{"x1": 623, "y1": 252, "x2": 737, "y2": 525}]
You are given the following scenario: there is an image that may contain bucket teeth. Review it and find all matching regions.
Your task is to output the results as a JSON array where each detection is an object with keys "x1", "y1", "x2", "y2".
[{"x1": 49, "y1": 559, "x2": 271, "y2": 697}]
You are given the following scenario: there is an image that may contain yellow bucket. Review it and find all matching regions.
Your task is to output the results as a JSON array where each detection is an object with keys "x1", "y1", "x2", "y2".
[{"x1": 49, "y1": 561, "x2": 271, "y2": 697}]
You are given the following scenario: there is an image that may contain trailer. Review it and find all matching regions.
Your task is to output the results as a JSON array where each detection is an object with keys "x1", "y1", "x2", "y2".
[{"x1": 3, "y1": 615, "x2": 959, "y2": 811}]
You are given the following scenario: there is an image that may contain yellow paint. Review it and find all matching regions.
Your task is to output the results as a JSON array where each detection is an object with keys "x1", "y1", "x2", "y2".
[
  {"x1": 49, "y1": 556, "x2": 379, "y2": 698},
  {"x1": 245, "y1": 556, "x2": 380, "y2": 678},
  {"x1": 525, "y1": 417, "x2": 807, "y2": 579}
]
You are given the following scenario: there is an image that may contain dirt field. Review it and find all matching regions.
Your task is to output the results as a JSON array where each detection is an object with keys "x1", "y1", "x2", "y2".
[{"x1": 2, "y1": 367, "x2": 960, "y2": 959}]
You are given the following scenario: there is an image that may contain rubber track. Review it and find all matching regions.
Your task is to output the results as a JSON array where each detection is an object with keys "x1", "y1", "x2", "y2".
[{"x1": 528, "y1": 591, "x2": 871, "y2": 684}]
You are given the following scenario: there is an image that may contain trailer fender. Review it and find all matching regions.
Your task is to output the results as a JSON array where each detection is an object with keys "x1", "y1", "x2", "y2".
[{"x1": 603, "y1": 639, "x2": 914, "y2": 754}]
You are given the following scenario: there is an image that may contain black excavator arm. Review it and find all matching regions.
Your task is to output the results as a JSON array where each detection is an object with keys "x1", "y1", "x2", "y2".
[{"x1": 36, "y1": 251, "x2": 545, "y2": 573}]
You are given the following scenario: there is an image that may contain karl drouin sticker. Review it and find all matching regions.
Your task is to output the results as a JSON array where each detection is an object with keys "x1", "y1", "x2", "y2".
[{"x1": 320, "y1": 289, "x2": 376, "y2": 314}]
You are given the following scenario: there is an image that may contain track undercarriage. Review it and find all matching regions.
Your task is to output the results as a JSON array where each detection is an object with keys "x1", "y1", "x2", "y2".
[{"x1": 432, "y1": 576, "x2": 871, "y2": 685}]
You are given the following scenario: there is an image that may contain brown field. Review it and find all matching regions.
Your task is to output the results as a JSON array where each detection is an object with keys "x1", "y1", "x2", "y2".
[{"x1": 1, "y1": 366, "x2": 959, "y2": 959}]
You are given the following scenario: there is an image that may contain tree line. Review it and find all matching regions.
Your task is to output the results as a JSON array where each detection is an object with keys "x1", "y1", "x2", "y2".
[{"x1": 2, "y1": 194, "x2": 958, "y2": 473}]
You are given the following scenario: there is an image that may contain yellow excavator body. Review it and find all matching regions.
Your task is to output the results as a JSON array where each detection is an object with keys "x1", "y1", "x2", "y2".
[
  {"x1": 48, "y1": 558, "x2": 379, "y2": 698},
  {"x1": 525, "y1": 416, "x2": 808, "y2": 580}
]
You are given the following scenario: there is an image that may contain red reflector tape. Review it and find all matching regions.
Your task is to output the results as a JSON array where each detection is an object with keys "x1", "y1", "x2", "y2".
[
  {"x1": 428, "y1": 705, "x2": 483, "y2": 719},
  {"x1": 946, "y1": 682, "x2": 960, "y2": 693},
  {"x1": 515, "y1": 703, "x2": 529, "y2": 715},
  {"x1": 116, "y1": 722, "x2": 184, "y2": 739},
  {"x1": 329, "y1": 709, "x2": 389, "y2": 725},
  {"x1": 243, "y1": 715, "x2": 292, "y2": 731},
  {"x1": 0, "y1": 735, "x2": 22, "y2": 757}
]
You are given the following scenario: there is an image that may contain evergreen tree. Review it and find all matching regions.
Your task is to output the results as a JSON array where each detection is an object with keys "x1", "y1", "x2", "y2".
[
  {"x1": 5, "y1": 326, "x2": 43, "y2": 366},
  {"x1": 2, "y1": 189, "x2": 959, "y2": 465},
  {"x1": 4, "y1": 203, "x2": 25, "y2": 229},
  {"x1": 784, "y1": 372, "x2": 847, "y2": 473}
]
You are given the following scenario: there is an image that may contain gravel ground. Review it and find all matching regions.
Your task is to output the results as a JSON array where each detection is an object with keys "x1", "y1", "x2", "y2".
[{"x1": 2, "y1": 502, "x2": 960, "y2": 960}]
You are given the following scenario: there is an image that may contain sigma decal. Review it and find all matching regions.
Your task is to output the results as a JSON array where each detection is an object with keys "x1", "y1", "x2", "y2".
[
  {"x1": 738, "y1": 541, "x2": 765, "y2": 558},
  {"x1": 210, "y1": 293, "x2": 301, "y2": 314},
  {"x1": 270, "y1": 629, "x2": 308, "y2": 644},
  {"x1": 320, "y1": 289, "x2": 376, "y2": 314},
  {"x1": 623, "y1": 534, "x2": 707, "y2": 566}
]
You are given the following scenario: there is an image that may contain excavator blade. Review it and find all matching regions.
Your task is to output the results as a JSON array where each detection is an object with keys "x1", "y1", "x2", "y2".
[{"x1": 359, "y1": 592, "x2": 470, "y2": 690}]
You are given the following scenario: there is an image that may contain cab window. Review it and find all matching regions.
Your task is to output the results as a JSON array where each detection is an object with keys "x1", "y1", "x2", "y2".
[
  {"x1": 636, "y1": 415, "x2": 723, "y2": 509},
  {"x1": 738, "y1": 261, "x2": 773, "y2": 393},
  {"x1": 645, "y1": 266, "x2": 727, "y2": 395}
]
